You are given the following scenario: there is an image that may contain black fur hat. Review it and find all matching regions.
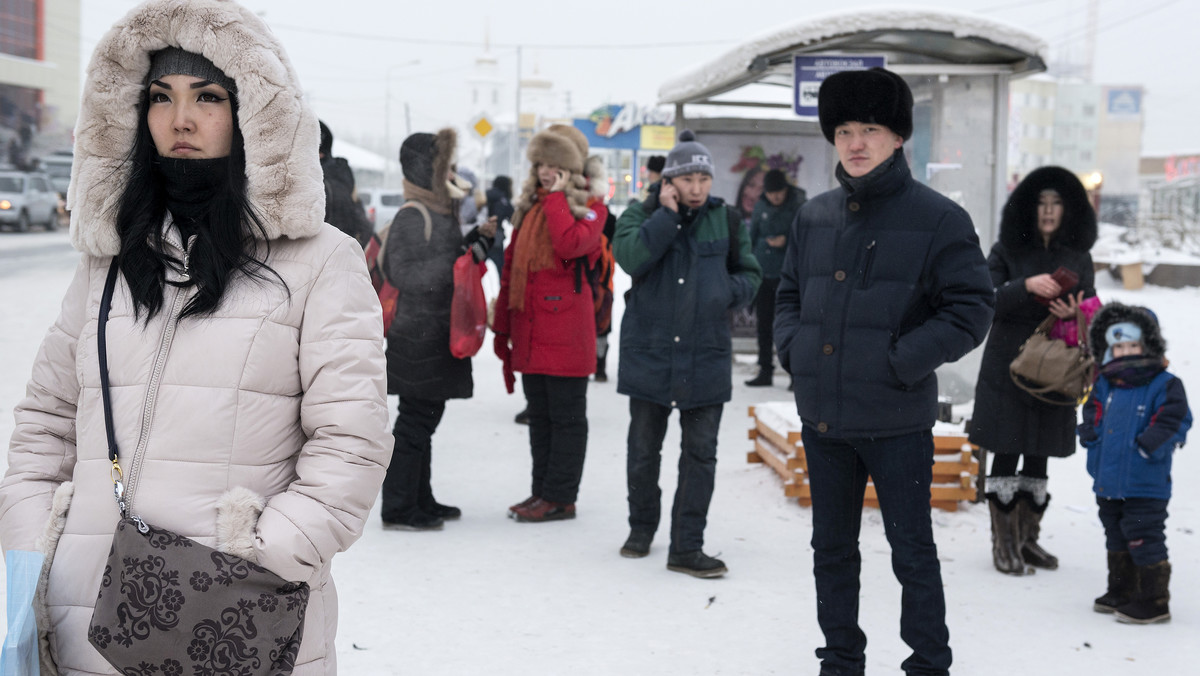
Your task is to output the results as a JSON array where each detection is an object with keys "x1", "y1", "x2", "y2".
[
  {"x1": 818, "y1": 67, "x2": 913, "y2": 143},
  {"x1": 1089, "y1": 302, "x2": 1166, "y2": 364},
  {"x1": 999, "y1": 166, "x2": 1097, "y2": 252}
]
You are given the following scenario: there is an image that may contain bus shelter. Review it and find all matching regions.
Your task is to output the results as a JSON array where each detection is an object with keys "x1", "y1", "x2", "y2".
[{"x1": 657, "y1": 7, "x2": 1046, "y2": 249}]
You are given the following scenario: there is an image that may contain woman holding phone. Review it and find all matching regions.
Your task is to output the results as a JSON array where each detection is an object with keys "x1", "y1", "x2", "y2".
[
  {"x1": 969, "y1": 166, "x2": 1098, "y2": 575},
  {"x1": 493, "y1": 124, "x2": 607, "y2": 522}
]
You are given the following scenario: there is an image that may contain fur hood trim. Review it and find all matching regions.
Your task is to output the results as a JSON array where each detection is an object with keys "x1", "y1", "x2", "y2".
[
  {"x1": 68, "y1": 0, "x2": 325, "y2": 256},
  {"x1": 1089, "y1": 302, "x2": 1166, "y2": 363},
  {"x1": 432, "y1": 127, "x2": 458, "y2": 205},
  {"x1": 585, "y1": 155, "x2": 608, "y2": 199},
  {"x1": 999, "y1": 166, "x2": 1097, "y2": 252}
]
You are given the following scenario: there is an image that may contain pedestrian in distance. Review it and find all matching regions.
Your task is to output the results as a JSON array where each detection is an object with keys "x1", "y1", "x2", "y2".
[
  {"x1": 319, "y1": 119, "x2": 375, "y2": 248},
  {"x1": 640, "y1": 154, "x2": 665, "y2": 199},
  {"x1": 380, "y1": 128, "x2": 496, "y2": 531},
  {"x1": 968, "y1": 165, "x2": 1099, "y2": 575},
  {"x1": 1079, "y1": 302, "x2": 1192, "y2": 624},
  {"x1": 493, "y1": 124, "x2": 607, "y2": 523},
  {"x1": 745, "y1": 168, "x2": 806, "y2": 388},
  {"x1": 0, "y1": 1, "x2": 392, "y2": 672},
  {"x1": 773, "y1": 67, "x2": 995, "y2": 675},
  {"x1": 485, "y1": 174, "x2": 515, "y2": 273},
  {"x1": 612, "y1": 129, "x2": 762, "y2": 578}
]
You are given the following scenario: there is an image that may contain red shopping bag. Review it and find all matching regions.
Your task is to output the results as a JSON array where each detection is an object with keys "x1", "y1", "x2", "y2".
[{"x1": 450, "y1": 253, "x2": 488, "y2": 358}]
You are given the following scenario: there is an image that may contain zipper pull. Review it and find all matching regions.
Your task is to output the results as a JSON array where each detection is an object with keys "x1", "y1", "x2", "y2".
[
  {"x1": 132, "y1": 515, "x2": 150, "y2": 534},
  {"x1": 181, "y1": 235, "x2": 196, "y2": 279}
]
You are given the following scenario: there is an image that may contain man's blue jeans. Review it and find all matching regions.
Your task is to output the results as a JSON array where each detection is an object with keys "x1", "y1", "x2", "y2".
[
  {"x1": 802, "y1": 426, "x2": 951, "y2": 676},
  {"x1": 626, "y1": 398, "x2": 723, "y2": 554}
]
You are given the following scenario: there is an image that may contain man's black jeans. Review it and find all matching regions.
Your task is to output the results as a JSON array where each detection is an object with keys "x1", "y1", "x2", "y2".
[
  {"x1": 626, "y1": 398, "x2": 723, "y2": 554},
  {"x1": 802, "y1": 426, "x2": 951, "y2": 676}
]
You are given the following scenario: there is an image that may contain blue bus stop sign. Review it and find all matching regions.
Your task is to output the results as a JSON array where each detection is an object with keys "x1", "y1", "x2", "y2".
[{"x1": 794, "y1": 55, "x2": 888, "y2": 118}]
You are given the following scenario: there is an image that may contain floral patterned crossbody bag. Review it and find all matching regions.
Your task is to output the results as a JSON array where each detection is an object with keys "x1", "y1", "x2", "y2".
[{"x1": 88, "y1": 260, "x2": 310, "y2": 675}]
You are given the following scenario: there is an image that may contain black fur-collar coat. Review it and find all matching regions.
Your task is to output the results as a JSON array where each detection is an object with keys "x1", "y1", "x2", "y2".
[{"x1": 969, "y1": 167, "x2": 1099, "y2": 457}]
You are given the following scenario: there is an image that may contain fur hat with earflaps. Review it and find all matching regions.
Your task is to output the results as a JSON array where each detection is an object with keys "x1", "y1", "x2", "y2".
[
  {"x1": 513, "y1": 124, "x2": 593, "y2": 226},
  {"x1": 818, "y1": 67, "x2": 914, "y2": 144}
]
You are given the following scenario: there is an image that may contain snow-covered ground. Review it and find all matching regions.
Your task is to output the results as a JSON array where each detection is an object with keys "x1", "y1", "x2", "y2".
[{"x1": 2, "y1": 230, "x2": 1199, "y2": 674}]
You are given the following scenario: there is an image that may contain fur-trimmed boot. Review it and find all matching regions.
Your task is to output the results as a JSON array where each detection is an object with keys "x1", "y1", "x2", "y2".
[
  {"x1": 1115, "y1": 560, "x2": 1171, "y2": 624},
  {"x1": 1016, "y1": 479, "x2": 1058, "y2": 570},
  {"x1": 1094, "y1": 550, "x2": 1135, "y2": 613},
  {"x1": 986, "y1": 476, "x2": 1027, "y2": 575}
]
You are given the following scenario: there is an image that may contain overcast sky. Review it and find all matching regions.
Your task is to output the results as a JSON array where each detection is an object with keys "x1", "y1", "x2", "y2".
[{"x1": 78, "y1": 0, "x2": 1196, "y2": 156}]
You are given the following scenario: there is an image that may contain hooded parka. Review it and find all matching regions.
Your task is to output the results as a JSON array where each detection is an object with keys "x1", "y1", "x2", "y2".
[
  {"x1": 0, "y1": 2, "x2": 391, "y2": 674},
  {"x1": 1079, "y1": 303, "x2": 1192, "y2": 500},
  {"x1": 384, "y1": 128, "x2": 485, "y2": 399},
  {"x1": 969, "y1": 166, "x2": 1098, "y2": 457}
]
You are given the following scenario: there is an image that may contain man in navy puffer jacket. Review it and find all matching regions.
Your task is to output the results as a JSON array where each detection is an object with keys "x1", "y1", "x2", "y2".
[{"x1": 774, "y1": 68, "x2": 994, "y2": 676}]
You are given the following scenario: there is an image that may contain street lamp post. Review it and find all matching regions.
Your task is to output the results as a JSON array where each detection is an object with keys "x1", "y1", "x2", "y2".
[{"x1": 384, "y1": 60, "x2": 420, "y2": 187}]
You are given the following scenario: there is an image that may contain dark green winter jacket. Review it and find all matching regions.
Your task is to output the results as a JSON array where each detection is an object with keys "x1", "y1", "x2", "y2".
[
  {"x1": 749, "y1": 185, "x2": 806, "y2": 279},
  {"x1": 613, "y1": 183, "x2": 762, "y2": 409}
]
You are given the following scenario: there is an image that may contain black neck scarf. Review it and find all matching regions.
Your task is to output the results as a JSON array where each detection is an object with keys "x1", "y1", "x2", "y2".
[{"x1": 154, "y1": 155, "x2": 229, "y2": 239}]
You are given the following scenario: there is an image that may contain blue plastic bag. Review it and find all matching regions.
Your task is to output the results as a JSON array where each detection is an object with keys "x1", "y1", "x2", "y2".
[{"x1": 2, "y1": 549, "x2": 44, "y2": 675}]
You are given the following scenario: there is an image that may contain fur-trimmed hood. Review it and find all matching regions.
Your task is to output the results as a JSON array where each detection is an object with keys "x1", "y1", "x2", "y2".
[
  {"x1": 999, "y1": 166, "x2": 1097, "y2": 252},
  {"x1": 68, "y1": 0, "x2": 325, "y2": 256},
  {"x1": 1089, "y1": 302, "x2": 1167, "y2": 363},
  {"x1": 585, "y1": 155, "x2": 608, "y2": 199}
]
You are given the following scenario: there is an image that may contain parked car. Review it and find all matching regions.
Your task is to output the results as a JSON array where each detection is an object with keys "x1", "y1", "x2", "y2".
[
  {"x1": 0, "y1": 171, "x2": 59, "y2": 232},
  {"x1": 39, "y1": 150, "x2": 73, "y2": 197},
  {"x1": 358, "y1": 188, "x2": 405, "y2": 230}
]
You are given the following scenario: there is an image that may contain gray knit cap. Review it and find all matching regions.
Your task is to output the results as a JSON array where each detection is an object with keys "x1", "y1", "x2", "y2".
[
  {"x1": 148, "y1": 47, "x2": 237, "y2": 94},
  {"x1": 662, "y1": 130, "x2": 714, "y2": 179}
]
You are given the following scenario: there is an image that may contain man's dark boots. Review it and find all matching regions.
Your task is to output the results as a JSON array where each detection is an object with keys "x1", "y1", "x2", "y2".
[
  {"x1": 1094, "y1": 550, "x2": 1135, "y2": 613},
  {"x1": 744, "y1": 369, "x2": 773, "y2": 387}
]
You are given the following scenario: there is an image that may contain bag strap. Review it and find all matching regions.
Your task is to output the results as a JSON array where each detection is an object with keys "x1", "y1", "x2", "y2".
[{"x1": 98, "y1": 260, "x2": 128, "y2": 516}]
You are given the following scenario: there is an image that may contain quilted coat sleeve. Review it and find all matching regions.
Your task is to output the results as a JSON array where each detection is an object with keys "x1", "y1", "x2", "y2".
[
  {"x1": 889, "y1": 207, "x2": 995, "y2": 386},
  {"x1": 612, "y1": 199, "x2": 680, "y2": 278},
  {"x1": 0, "y1": 256, "x2": 91, "y2": 553},
  {"x1": 253, "y1": 238, "x2": 391, "y2": 582}
]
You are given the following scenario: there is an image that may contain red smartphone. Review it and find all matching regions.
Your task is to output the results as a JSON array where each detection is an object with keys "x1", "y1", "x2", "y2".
[{"x1": 1033, "y1": 266, "x2": 1080, "y2": 305}]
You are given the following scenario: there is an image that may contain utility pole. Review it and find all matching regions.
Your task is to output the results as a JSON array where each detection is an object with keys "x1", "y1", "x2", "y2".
[{"x1": 510, "y1": 45, "x2": 522, "y2": 180}]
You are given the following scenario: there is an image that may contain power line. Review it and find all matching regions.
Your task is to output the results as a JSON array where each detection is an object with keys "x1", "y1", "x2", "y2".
[
  {"x1": 269, "y1": 22, "x2": 733, "y2": 50},
  {"x1": 1050, "y1": 0, "x2": 1183, "y2": 45}
]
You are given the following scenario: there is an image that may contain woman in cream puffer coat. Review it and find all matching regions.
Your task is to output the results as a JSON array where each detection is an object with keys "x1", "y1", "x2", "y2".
[{"x1": 0, "y1": 1, "x2": 391, "y2": 674}]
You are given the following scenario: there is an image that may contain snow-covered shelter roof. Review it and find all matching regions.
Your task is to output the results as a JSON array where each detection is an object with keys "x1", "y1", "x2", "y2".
[{"x1": 659, "y1": 6, "x2": 1046, "y2": 106}]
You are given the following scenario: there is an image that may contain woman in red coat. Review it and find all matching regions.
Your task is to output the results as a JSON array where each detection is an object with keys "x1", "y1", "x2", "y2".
[{"x1": 494, "y1": 124, "x2": 607, "y2": 521}]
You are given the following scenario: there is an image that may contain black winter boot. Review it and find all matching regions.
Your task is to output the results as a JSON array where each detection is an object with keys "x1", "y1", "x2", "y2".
[
  {"x1": 619, "y1": 530, "x2": 653, "y2": 558},
  {"x1": 595, "y1": 353, "x2": 608, "y2": 383},
  {"x1": 1016, "y1": 490, "x2": 1058, "y2": 570},
  {"x1": 986, "y1": 491, "x2": 1028, "y2": 576},
  {"x1": 667, "y1": 550, "x2": 728, "y2": 578},
  {"x1": 744, "y1": 369, "x2": 773, "y2": 387},
  {"x1": 1094, "y1": 550, "x2": 1135, "y2": 613},
  {"x1": 1115, "y1": 561, "x2": 1171, "y2": 624}
]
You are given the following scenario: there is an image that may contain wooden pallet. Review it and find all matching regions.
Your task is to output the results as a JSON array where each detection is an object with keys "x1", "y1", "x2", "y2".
[{"x1": 747, "y1": 405, "x2": 979, "y2": 512}]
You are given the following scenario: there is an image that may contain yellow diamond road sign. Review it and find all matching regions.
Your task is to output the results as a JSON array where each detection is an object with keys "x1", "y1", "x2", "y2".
[{"x1": 472, "y1": 116, "x2": 493, "y2": 138}]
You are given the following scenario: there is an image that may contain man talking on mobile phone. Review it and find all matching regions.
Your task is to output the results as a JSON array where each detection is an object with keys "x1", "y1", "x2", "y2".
[{"x1": 611, "y1": 130, "x2": 761, "y2": 578}]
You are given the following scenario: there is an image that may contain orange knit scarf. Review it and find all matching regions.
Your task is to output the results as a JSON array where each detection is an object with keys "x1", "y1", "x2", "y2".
[{"x1": 508, "y1": 188, "x2": 558, "y2": 312}]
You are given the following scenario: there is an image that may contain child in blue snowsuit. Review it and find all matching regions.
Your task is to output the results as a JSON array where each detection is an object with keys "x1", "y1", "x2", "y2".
[{"x1": 1078, "y1": 302, "x2": 1191, "y2": 624}]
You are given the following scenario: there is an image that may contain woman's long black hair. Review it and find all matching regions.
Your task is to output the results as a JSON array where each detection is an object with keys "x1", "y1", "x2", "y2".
[{"x1": 115, "y1": 90, "x2": 285, "y2": 321}]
